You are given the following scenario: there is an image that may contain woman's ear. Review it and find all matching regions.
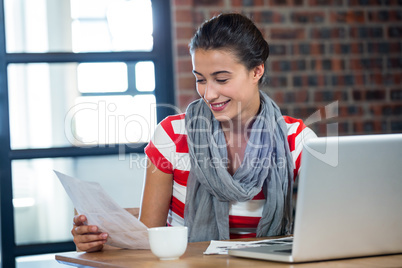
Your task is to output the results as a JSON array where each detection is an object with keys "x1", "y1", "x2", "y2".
[{"x1": 253, "y1": 64, "x2": 264, "y2": 83}]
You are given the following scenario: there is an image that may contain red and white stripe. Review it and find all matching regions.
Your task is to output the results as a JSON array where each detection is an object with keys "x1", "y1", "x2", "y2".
[{"x1": 145, "y1": 113, "x2": 316, "y2": 238}]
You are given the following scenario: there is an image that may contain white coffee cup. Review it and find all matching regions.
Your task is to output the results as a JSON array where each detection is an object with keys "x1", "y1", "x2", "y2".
[{"x1": 147, "y1": 226, "x2": 188, "y2": 260}]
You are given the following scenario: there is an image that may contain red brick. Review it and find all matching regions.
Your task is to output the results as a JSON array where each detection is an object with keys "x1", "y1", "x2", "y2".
[
  {"x1": 391, "y1": 120, "x2": 402, "y2": 132},
  {"x1": 267, "y1": 76, "x2": 288, "y2": 87},
  {"x1": 193, "y1": 0, "x2": 224, "y2": 6},
  {"x1": 350, "y1": 27, "x2": 383, "y2": 39},
  {"x1": 370, "y1": 105, "x2": 384, "y2": 116},
  {"x1": 291, "y1": 60, "x2": 307, "y2": 71},
  {"x1": 270, "y1": 28, "x2": 305, "y2": 40},
  {"x1": 350, "y1": 58, "x2": 383, "y2": 70},
  {"x1": 309, "y1": 0, "x2": 343, "y2": 5},
  {"x1": 330, "y1": 42, "x2": 364, "y2": 54},
  {"x1": 174, "y1": 9, "x2": 193, "y2": 23},
  {"x1": 269, "y1": 0, "x2": 305, "y2": 5},
  {"x1": 232, "y1": 0, "x2": 264, "y2": 6},
  {"x1": 332, "y1": 58, "x2": 345, "y2": 71},
  {"x1": 351, "y1": 42, "x2": 365, "y2": 54},
  {"x1": 171, "y1": 0, "x2": 399, "y2": 137},
  {"x1": 271, "y1": 59, "x2": 306, "y2": 72},
  {"x1": 310, "y1": 43, "x2": 326, "y2": 55},
  {"x1": 293, "y1": 105, "x2": 324, "y2": 120},
  {"x1": 208, "y1": 10, "x2": 227, "y2": 18},
  {"x1": 179, "y1": 93, "x2": 199, "y2": 110},
  {"x1": 355, "y1": 120, "x2": 386, "y2": 134},
  {"x1": 177, "y1": 43, "x2": 190, "y2": 57},
  {"x1": 273, "y1": 91, "x2": 284, "y2": 104},
  {"x1": 353, "y1": 121, "x2": 364, "y2": 133},
  {"x1": 192, "y1": 10, "x2": 207, "y2": 25},
  {"x1": 311, "y1": 58, "x2": 345, "y2": 71},
  {"x1": 254, "y1": 11, "x2": 286, "y2": 24},
  {"x1": 175, "y1": 26, "x2": 196, "y2": 40},
  {"x1": 311, "y1": 27, "x2": 346, "y2": 39},
  {"x1": 316, "y1": 75, "x2": 328, "y2": 87},
  {"x1": 314, "y1": 90, "x2": 348, "y2": 102},
  {"x1": 177, "y1": 59, "x2": 193, "y2": 73},
  {"x1": 354, "y1": 74, "x2": 366, "y2": 86},
  {"x1": 388, "y1": 58, "x2": 402, "y2": 68},
  {"x1": 368, "y1": 42, "x2": 401, "y2": 54},
  {"x1": 337, "y1": 121, "x2": 351, "y2": 135},
  {"x1": 348, "y1": 0, "x2": 401, "y2": 6},
  {"x1": 269, "y1": 0, "x2": 289, "y2": 5},
  {"x1": 272, "y1": 60, "x2": 306, "y2": 72},
  {"x1": 390, "y1": 89, "x2": 402, "y2": 101},
  {"x1": 173, "y1": 0, "x2": 193, "y2": 6},
  {"x1": 270, "y1": 44, "x2": 288, "y2": 56},
  {"x1": 178, "y1": 76, "x2": 196, "y2": 90},
  {"x1": 352, "y1": 89, "x2": 386, "y2": 101},
  {"x1": 369, "y1": 73, "x2": 402, "y2": 86},
  {"x1": 291, "y1": 11, "x2": 326, "y2": 23},
  {"x1": 339, "y1": 106, "x2": 363, "y2": 117},
  {"x1": 368, "y1": 10, "x2": 402, "y2": 22},
  {"x1": 330, "y1": 11, "x2": 365, "y2": 23},
  {"x1": 294, "y1": 90, "x2": 309, "y2": 103},
  {"x1": 388, "y1": 26, "x2": 402, "y2": 38},
  {"x1": 348, "y1": 0, "x2": 376, "y2": 5},
  {"x1": 370, "y1": 104, "x2": 402, "y2": 117}
]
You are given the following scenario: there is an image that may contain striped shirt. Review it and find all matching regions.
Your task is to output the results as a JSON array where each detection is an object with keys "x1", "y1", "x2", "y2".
[{"x1": 144, "y1": 113, "x2": 316, "y2": 238}]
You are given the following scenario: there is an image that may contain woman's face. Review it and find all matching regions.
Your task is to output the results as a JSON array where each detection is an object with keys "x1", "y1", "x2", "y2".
[{"x1": 191, "y1": 49, "x2": 263, "y2": 126}]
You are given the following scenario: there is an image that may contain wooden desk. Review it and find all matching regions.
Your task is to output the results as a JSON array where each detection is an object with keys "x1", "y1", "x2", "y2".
[{"x1": 56, "y1": 238, "x2": 402, "y2": 268}]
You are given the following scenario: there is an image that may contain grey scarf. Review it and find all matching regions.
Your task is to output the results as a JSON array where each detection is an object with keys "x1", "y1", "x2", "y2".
[{"x1": 184, "y1": 91, "x2": 294, "y2": 242}]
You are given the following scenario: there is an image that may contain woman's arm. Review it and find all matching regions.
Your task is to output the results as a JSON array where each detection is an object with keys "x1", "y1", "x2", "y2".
[{"x1": 139, "y1": 158, "x2": 174, "y2": 228}]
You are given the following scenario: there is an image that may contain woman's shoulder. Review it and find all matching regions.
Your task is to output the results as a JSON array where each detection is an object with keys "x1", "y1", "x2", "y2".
[
  {"x1": 157, "y1": 113, "x2": 187, "y2": 135},
  {"x1": 282, "y1": 115, "x2": 317, "y2": 143},
  {"x1": 283, "y1": 116, "x2": 308, "y2": 134},
  {"x1": 151, "y1": 113, "x2": 188, "y2": 150},
  {"x1": 282, "y1": 115, "x2": 305, "y2": 127},
  {"x1": 158, "y1": 113, "x2": 186, "y2": 126},
  {"x1": 161, "y1": 113, "x2": 186, "y2": 123}
]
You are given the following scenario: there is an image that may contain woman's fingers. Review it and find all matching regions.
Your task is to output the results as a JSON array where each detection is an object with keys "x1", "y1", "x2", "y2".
[
  {"x1": 72, "y1": 224, "x2": 100, "y2": 236},
  {"x1": 75, "y1": 239, "x2": 106, "y2": 252},
  {"x1": 72, "y1": 229, "x2": 108, "y2": 252},
  {"x1": 73, "y1": 215, "x2": 87, "y2": 226},
  {"x1": 83, "y1": 243, "x2": 105, "y2": 253},
  {"x1": 71, "y1": 214, "x2": 108, "y2": 252},
  {"x1": 74, "y1": 231, "x2": 108, "y2": 243}
]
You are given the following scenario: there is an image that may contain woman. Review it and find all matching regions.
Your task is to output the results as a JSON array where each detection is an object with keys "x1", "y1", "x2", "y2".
[{"x1": 72, "y1": 13, "x2": 316, "y2": 252}]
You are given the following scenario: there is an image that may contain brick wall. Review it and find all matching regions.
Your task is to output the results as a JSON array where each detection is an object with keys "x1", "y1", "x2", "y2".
[{"x1": 171, "y1": 0, "x2": 402, "y2": 136}]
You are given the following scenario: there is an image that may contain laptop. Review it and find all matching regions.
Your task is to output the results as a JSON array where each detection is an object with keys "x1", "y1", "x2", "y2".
[{"x1": 228, "y1": 133, "x2": 402, "y2": 263}]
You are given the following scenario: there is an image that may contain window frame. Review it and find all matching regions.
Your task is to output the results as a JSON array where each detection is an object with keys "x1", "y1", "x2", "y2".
[{"x1": 0, "y1": 0, "x2": 174, "y2": 266}]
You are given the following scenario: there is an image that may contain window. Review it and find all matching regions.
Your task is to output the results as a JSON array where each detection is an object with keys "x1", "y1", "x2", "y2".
[{"x1": 0, "y1": 0, "x2": 174, "y2": 266}]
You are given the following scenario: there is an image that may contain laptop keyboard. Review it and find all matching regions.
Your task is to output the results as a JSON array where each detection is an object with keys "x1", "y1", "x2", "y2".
[
  {"x1": 274, "y1": 248, "x2": 292, "y2": 253},
  {"x1": 253, "y1": 237, "x2": 293, "y2": 253},
  {"x1": 253, "y1": 237, "x2": 293, "y2": 246}
]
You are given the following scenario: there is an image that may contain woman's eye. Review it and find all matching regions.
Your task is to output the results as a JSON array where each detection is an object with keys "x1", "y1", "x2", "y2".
[
  {"x1": 216, "y1": 79, "x2": 228, "y2": 83},
  {"x1": 196, "y1": 79, "x2": 206, "y2": 83}
]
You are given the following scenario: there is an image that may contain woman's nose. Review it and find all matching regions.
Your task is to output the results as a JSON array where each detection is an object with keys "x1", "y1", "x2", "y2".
[{"x1": 203, "y1": 82, "x2": 219, "y2": 103}]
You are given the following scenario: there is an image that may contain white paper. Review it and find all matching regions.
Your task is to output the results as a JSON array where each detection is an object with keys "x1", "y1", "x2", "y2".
[
  {"x1": 55, "y1": 170, "x2": 150, "y2": 249},
  {"x1": 204, "y1": 237, "x2": 293, "y2": 255}
]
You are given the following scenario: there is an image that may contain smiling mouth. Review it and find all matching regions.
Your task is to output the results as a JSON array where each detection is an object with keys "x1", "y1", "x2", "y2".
[{"x1": 210, "y1": 100, "x2": 230, "y2": 111}]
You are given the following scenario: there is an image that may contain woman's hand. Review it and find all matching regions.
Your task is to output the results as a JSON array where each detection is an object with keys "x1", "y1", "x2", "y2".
[{"x1": 71, "y1": 215, "x2": 108, "y2": 252}]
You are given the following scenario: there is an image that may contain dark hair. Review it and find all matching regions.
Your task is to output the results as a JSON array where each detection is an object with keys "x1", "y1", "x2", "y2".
[{"x1": 189, "y1": 13, "x2": 269, "y2": 85}]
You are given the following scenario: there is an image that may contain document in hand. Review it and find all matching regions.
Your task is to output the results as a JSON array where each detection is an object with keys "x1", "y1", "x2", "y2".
[{"x1": 54, "y1": 170, "x2": 150, "y2": 249}]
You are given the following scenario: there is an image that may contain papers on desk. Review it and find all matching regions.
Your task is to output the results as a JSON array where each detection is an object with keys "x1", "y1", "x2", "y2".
[
  {"x1": 204, "y1": 237, "x2": 293, "y2": 255},
  {"x1": 55, "y1": 170, "x2": 150, "y2": 250}
]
